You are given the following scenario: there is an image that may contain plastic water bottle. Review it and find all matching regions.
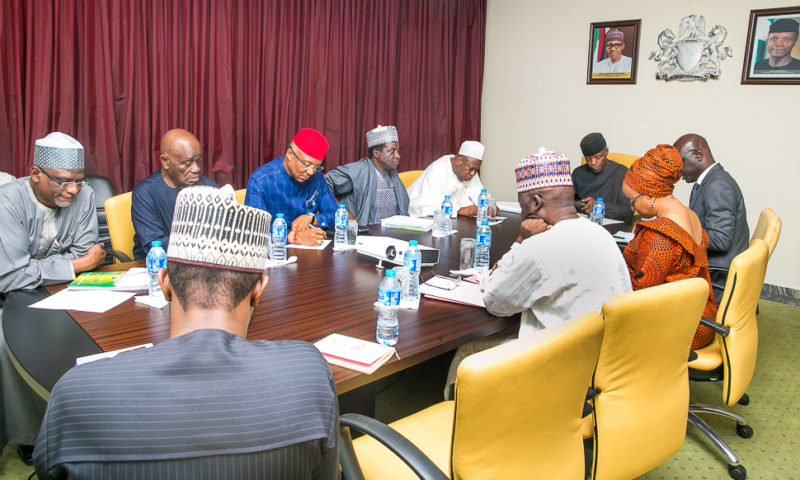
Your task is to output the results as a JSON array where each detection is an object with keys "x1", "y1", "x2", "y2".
[
  {"x1": 271, "y1": 213, "x2": 287, "y2": 261},
  {"x1": 376, "y1": 269, "x2": 401, "y2": 346},
  {"x1": 474, "y1": 220, "x2": 491, "y2": 272},
  {"x1": 146, "y1": 240, "x2": 167, "y2": 299},
  {"x1": 403, "y1": 240, "x2": 421, "y2": 304},
  {"x1": 476, "y1": 188, "x2": 489, "y2": 224},
  {"x1": 441, "y1": 195, "x2": 453, "y2": 234},
  {"x1": 590, "y1": 197, "x2": 605, "y2": 226},
  {"x1": 334, "y1": 204, "x2": 348, "y2": 250}
]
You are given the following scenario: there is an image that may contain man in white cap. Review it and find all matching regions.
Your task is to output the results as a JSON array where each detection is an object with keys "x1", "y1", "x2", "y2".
[
  {"x1": 407, "y1": 140, "x2": 489, "y2": 217},
  {"x1": 325, "y1": 125, "x2": 409, "y2": 225},
  {"x1": 34, "y1": 185, "x2": 339, "y2": 478},
  {"x1": 0, "y1": 132, "x2": 106, "y2": 462}
]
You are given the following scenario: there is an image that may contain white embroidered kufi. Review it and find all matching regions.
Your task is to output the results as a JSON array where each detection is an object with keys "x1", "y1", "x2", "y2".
[
  {"x1": 515, "y1": 147, "x2": 572, "y2": 193},
  {"x1": 34, "y1": 132, "x2": 85, "y2": 170},
  {"x1": 458, "y1": 141, "x2": 484, "y2": 161},
  {"x1": 366, "y1": 125, "x2": 399, "y2": 148},
  {"x1": 168, "y1": 185, "x2": 271, "y2": 273}
]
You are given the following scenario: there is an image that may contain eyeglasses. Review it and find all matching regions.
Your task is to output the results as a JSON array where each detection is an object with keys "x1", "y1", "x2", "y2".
[
  {"x1": 288, "y1": 145, "x2": 323, "y2": 173},
  {"x1": 629, "y1": 193, "x2": 645, "y2": 210},
  {"x1": 606, "y1": 42, "x2": 624, "y2": 50},
  {"x1": 39, "y1": 168, "x2": 88, "y2": 189},
  {"x1": 680, "y1": 148, "x2": 700, "y2": 162}
]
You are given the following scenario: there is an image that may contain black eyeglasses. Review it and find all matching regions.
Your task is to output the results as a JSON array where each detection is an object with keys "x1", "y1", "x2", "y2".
[
  {"x1": 680, "y1": 149, "x2": 700, "y2": 162},
  {"x1": 629, "y1": 193, "x2": 645, "y2": 210},
  {"x1": 288, "y1": 145, "x2": 323, "y2": 173},
  {"x1": 39, "y1": 168, "x2": 88, "y2": 189}
]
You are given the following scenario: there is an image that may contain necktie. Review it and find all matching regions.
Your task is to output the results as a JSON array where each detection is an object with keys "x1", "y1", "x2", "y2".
[{"x1": 690, "y1": 183, "x2": 699, "y2": 204}]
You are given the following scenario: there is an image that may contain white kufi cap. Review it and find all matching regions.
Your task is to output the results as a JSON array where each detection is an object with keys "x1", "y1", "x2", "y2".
[{"x1": 458, "y1": 141, "x2": 484, "y2": 161}]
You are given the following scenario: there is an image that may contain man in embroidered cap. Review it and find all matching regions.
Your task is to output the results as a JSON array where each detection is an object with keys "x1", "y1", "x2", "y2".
[
  {"x1": 594, "y1": 28, "x2": 632, "y2": 74},
  {"x1": 325, "y1": 125, "x2": 409, "y2": 225},
  {"x1": 572, "y1": 132, "x2": 632, "y2": 222},
  {"x1": 0, "y1": 132, "x2": 106, "y2": 461},
  {"x1": 34, "y1": 185, "x2": 339, "y2": 479},
  {"x1": 131, "y1": 129, "x2": 217, "y2": 259},
  {"x1": 754, "y1": 18, "x2": 800, "y2": 72},
  {"x1": 246, "y1": 128, "x2": 336, "y2": 246},
  {"x1": 407, "y1": 140, "x2": 496, "y2": 218}
]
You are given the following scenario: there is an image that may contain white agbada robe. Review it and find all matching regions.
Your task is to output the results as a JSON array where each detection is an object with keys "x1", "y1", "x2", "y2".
[{"x1": 407, "y1": 155, "x2": 485, "y2": 217}]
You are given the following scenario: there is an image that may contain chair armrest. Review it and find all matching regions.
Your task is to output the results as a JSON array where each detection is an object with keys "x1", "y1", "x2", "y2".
[
  {"x1": 111, "y1": 250, "x2": 133, "y2": 263},
  {"x1": 707, "y1": 266, "x2": 729, "y2": 275},
  {"x1": 710, "y1": 281, "x2": 726, "y2": 292},
  {"x1": 339, "y1": 413, "x2": 449, "y2": 480},
  {"x1": 700, "y1": 317, "x2": 729, "y2": 337}
]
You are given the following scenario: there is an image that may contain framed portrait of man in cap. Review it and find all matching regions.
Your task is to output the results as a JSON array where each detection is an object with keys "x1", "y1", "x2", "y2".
[
  {"x1": 742, "y1": 6, "x2": 800, "y2": 84},
  {"x1": 587, "y1": 19, "x2": 641, "y2": 84}
]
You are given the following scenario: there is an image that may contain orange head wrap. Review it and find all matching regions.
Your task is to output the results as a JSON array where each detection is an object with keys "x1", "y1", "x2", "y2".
[{"x1": 624, "y1": 144, "x2": 682, "y2": 197}]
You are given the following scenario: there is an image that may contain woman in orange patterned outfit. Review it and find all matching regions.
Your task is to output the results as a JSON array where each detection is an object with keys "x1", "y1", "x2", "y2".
[{"x1": 621, "y1": 144, "x2": 717, "y2": 349}]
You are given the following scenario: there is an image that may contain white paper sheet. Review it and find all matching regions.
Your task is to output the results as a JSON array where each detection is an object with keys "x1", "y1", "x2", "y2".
[
  {"x1": 76, "y1": 343, "x2": 154, "y2": 366},
  {"x1": 287, "y1": 240, "x2": 331, "y2": 250},
  {"x1": 29, "y1": 289, "x2": 135, "y2": 313},
  {"x1": 419, "y1": 279, "x2": 485, "y2": 308},
  {"x1": 264, "y1": 255, "x2": 299, "y2": 268},
  {"x1": 134, "y1": 295, "x2": 170, "y2": 309},
  {"x1": 496, "y1": 201, "x2": 521, "y2": 214}
]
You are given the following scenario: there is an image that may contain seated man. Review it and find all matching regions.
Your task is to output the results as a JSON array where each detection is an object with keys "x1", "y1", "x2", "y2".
[
  {"x1": 0, "y1": 132, "x2": 105, "y2": 461},
  {"x1": 325, "y1": 125, "x2": 409, "y2": 225},
  {"x1": 571, "y1": 132, "x2": 632, "y2": 222},
  {"x1": 246, "y1": 128, "x2": 336, "y2": 246},
  {"x1": 34, "y1": 186, "x2": 339, "y2": 479},
  {"x1": 445, "y1": 149, "x2": 631, "y2": 396},
  {"x1": 131, "y1": 129, "x2": 216, "y2": 259},
  {"x1": 407, "y1": 140, "x2": 488, "y2": 217}
]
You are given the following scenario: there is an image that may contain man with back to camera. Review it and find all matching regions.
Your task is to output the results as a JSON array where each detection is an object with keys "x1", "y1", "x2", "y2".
[
  {"x1": 571, "y1": 132, "x2": 632, "y2": 222},
  {"x1": 131, "y1": 128, "x2": 217, "y2": 259},
  {"x1": 325, "y1": 125, "x2": 409, "y2": 225},
  {"x1": 246, "y1": 128, "x2": 336, "y2": 246},
  {"x1": 674, "y1": 133, "x2": 749, "y2": 303},
  {"x1": 34, "y1": 185, "x2": 339, "y2": 479},
  {"x1": 594, "y1": 28, "x2": 632, "y2": 74},
  {"x1": 0, "y1": 132, "x2": 105, "y2": 463},
  {"x1": 754, "y1": 18, "x2": 800, "y2": 72}
]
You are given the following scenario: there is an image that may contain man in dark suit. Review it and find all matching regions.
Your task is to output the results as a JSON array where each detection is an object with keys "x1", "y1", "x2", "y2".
[{"x1": 675, "y1": 134, "x2": 749, "y2": 302}]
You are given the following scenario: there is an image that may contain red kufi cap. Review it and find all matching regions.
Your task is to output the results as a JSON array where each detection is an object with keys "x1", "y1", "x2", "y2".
[{"x1": 292, "y1": 128, "x2": 329, "y2": 160}]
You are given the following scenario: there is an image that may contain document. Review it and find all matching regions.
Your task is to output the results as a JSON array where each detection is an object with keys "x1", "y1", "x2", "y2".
[
  {"x1": 419, "y1": 278, "x2": 486, "y2": 308},
  {"x1": 314, "y1": 333, "x2": 396, "y2": 374},
  {"x1": 76, "y1": 343, "x2": 154, "y2": 366},
  {"x1": 496, "y1": 201, "x2": 522, "y2": 214},
  {"x1": 287, "y1": 240, "x2": 331, "y2": 250},
  {"x1": 67, "y1": 268, "x2": 148, "y2": 291},
  {"x1": 29, "y1": 289, "x2": 135, "y2": 313},
  {"x1": 380, "y1": 215, "x2": 434, "y2": 232}
]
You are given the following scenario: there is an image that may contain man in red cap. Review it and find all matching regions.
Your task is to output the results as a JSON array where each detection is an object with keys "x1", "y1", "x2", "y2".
[{"x1": 245, "y1": 128, "x2": 337, "y2": 246}]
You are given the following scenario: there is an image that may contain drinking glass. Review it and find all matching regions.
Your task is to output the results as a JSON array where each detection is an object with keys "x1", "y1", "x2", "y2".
[
  {"x1": 432, "y1": 210, "x2": 446, "y2": 237},
  {"x1": 347, "y1": 219, "x2": 358, "y2": 245},
  {"x1": 460, "y1": 238, "x2": 476, "y2": 270}
]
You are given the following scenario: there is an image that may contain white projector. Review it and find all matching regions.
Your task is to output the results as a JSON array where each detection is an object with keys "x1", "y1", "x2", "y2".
[{"x1": 355, "y1": 236, "x2": 439, "y2": 268}]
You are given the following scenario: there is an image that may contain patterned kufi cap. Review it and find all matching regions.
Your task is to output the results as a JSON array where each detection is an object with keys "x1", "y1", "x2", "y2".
[
  {"x1": 458, "y1": 141, "x2": 485, "y2": 161},
  {"x1": 515, "y1": 148, "x2": 572, "y2": 193},
  {"x1": 366, "y1": 125, "x2": 399, "y2": 148},
  {"x1": 624, "y1": 144, "x2": 682, "y2": 198},
  {"x1": 606, "y1": 29, "x2": 624, "y2": 44},
  {"x1": 168, "y1": 185, "x2": 271, "y2": 273},
  {"x1": 34, "y1": 132, "x2": 84, "y2": 170}
]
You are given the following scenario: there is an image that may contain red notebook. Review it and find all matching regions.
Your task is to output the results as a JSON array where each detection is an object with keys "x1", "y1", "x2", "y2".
[{"x1": 314, "y1": 334, "x2": 396, "y2": 374}]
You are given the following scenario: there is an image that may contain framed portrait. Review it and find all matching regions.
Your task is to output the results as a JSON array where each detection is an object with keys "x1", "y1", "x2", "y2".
[
  {"x1": 742, "y1": 6, "x2": 800, "y2": 84},
  {"x1": 587, "y1": 20, "x2": 641, "y2": 84}
]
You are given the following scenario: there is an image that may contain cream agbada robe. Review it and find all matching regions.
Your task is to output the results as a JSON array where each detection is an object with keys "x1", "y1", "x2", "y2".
[{"x1": 407, "y1": 155, "x2": 485, "y2": 217}]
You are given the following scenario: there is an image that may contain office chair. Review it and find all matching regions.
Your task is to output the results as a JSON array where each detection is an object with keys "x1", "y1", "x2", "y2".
[
  {"x1": 398, "y1": 170, "x2": 423, "y2": 188},
  {"x1": 750, "y1": 208, "x2": 781, "y2": 258},
  {"x1": 581, "y1": 152, "x2": 637, "y2": 169},
  {"x1": 234, "y1": 188, "x2": 246, "y2": 204},
  {"x1": 339, "y1": 312, "x2": 605, "y2": 480},
  {"x1": 104, "y1": 192, "x2": 134, "y2": 262},
  {"x1": 589, "y1": 278, "x2": 709, "y2": 480},
  {"x1": 687, "y1": 239, "x2": 769, "y2": 480},
  {"x1": 84, "y1": 175, "x2": 117, "y2": 265}
]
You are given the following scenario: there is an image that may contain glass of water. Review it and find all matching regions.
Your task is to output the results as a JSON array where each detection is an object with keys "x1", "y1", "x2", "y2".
[
  {"x1": 347, "y1": 219, "x2": 358, "y2": 245},
  {"x1": 432, "y1": 210, "x2": 446, "y2": 237},
  {"x1": 460, "y1": 238, "x2": 476, "y2": 270}
]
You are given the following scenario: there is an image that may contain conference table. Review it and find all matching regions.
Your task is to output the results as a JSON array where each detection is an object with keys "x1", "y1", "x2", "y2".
[{"x1": 3, "y1": 213, "x2": 632, "y2": 404}]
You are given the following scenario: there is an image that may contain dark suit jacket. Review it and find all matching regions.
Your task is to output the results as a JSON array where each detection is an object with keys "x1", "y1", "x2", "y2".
[{"x1": 689, "y1": 164, "x2": 749, "y2": 272}]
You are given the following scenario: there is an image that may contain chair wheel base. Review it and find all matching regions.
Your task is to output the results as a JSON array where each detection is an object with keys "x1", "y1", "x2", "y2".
[
  {"x1": 728, "y1": 464, "x2": 746, "y2": 479},
  {"x1": 737, "y1": 394, "x2": 750, "y2": 406},
  {"x1": 736, "y1": 424, "x2": 753, "y2": 439}
]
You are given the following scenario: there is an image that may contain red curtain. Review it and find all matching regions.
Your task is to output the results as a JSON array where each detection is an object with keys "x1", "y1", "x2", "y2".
[{"x1": 0, "y1": 0, "x2": 485, "y2": 192}]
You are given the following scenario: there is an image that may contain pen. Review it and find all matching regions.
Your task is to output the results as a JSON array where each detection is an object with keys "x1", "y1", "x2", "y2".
[{"x1": 468, "y1": 195, "x2": 476, "y2": 206}]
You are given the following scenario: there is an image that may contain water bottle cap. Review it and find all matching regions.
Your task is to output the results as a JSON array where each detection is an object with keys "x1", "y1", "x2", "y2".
[
  {"x1": 444, "y1": 195, "x2": 450, "y2": 199},
  {"x1": 408, "y1": 240, "x2": 418, "y2": 246},
  {"x1": 385, "y1": 269, "x2": 396, "y2": 277},
  {"x1": 481, "y1": 220, "x2": 489, "y2": 225},
  {"x1": 151, "y1": 240, "x2": 162, "y2": 247},
  {"x1": 276, "y1": 213, "x2": 284, "y2": 218},
  {"x1": 339, "y1": 204, "x2": 345, "y2": 208},
  {"x1": 597, "y1": 197, "x2": 603, "y2": 201},
  {"x1": 481, "y1": 188, "x2": 487, "y2": 193}
]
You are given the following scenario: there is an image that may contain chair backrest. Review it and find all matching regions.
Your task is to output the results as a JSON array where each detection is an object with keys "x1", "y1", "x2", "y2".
[
  {"x1": 581, "y1": 152, "x2": 638, "y2": 169},
  {"x1": 716, "y1": 239, "x2": 769, "y2": 407},
  {"x1": 398, "y1": 170, "x2": 423, "y2": 188},
  {"x1": 451, "y1": 312, "x2": 604, "y2": 480},
  {"x1": 750, "y1": 208, "x2": 781, "y2": 258},
  {"x1": 234, "y1": 188, "x2": 246, "y2": 204},
  {"x1": 104, "y1": 192, "x2": 134, "y2": 263},
  {"x1": 84, "y1": 175, "x2": 118, "y2": 265},
  {"x1": 591, "y1": 278, "x2": 708, "y2": 480}
]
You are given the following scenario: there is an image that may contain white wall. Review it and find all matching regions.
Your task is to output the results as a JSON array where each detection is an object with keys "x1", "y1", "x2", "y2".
[{"x1": 481, "y1": 0, "x2": 800, "y2": 290}]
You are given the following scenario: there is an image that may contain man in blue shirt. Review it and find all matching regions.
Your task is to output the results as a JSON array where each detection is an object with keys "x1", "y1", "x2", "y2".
[
  {"x1": 131, "y1": 129, "x2": 216, "y2": 259},
  {"x1": 245, "y1": 128, "x2": 337, "y2": 246}
]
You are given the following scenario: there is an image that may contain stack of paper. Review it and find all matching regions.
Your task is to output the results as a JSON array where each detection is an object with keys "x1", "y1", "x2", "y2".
[
  {"x1": 380, "y1": 215, "x2": 434, "y2": 232},
  {"x1": 67, "y1": 268, "x2": 148, "y2": 291},
  {"x1": 496, "y1": 201, "x2": 522, "y2": 214},
  {"x1": 314, "y1": 333, "x2": 395, "y2": 374}
]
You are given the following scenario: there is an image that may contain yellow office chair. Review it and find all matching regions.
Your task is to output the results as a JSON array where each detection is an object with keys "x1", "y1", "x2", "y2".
[
  {"x1": 750, "y1": 208, "x2": 781, "y2": 258},
  {"x1": 339, "y1": 312, "x2": 605, "y2": 480},
  {"x1": 398, "y1": 170, "x2": 423, "y2": 188},
  {"x1": 687, "y1": 240, "x2": 769, "y2": 480},
  {"x1": 104, "y1": 192, "x2": 134, "y2": 263},
  {"x1": 234, "y1": 188, "x2": 246, "y2": 204},
  {"x1": 581, "y1": 152, "x2": 638, "y2": 169},
  {"x1": 589, "y1": 278, "x2": 708, "y2": 480}
]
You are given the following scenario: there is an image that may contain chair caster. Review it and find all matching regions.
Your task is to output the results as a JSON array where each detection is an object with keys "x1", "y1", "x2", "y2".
[
  {"x1": 737, "y1": 394, "x2": 750, "y2": 406},
  {"x1": 728, "y1": 464, "x2": 746, "y2": 479},
  {"x1": 736, "y1": 424, "x2": 753, "y2": 439}
]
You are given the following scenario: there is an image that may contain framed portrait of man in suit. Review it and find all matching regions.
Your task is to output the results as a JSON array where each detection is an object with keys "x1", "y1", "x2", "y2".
[
  {"x1": 742, "y1": 6, "x2": 800, "y2": 84},
  {"x1": 587, "y1": 20, "x2": 641, "y2": 85}
]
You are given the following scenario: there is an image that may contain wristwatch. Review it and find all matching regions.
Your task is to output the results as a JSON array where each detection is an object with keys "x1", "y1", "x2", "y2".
[{"x1": 307, "y1": 212, "x2": 316, "y2": 225}]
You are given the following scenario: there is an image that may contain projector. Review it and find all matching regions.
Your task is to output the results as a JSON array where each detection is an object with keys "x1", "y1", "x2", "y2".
[{"x1": 355, "y1": 236, "x2": 439, "y2": 268}]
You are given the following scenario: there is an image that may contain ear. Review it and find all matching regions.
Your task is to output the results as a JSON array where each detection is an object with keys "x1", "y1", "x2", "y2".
[
  {"x1": 157, "y1": 268, "x2": 173, "y2": 302},
  {"x1": 29, "y1": 166, "x2": 40, "y2": 182},
  {"x1": 529, "y1": 193, "x2": 544, "y2": 212},
  {"x1": 250, "y1": 274, "x2": 270, "y2": 307},
  {"x1": 159, "y1": 154, "x2": 169, "y2": 169}
]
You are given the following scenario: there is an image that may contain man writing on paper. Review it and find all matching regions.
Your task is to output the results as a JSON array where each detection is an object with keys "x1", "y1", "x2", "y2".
[
  {"x1": 325, "y1": 125, "x2": 409, "y2": 225},
  {"x1": 246, "y1": 128, "x2": 336, "y2": 246},
  {"x1": 0, "y1": 132, "x2": 105, "y2": 462},
  {"x1": 34, "y1": 185, "x2": 339, "y2": 479},
  {"x1": 444, "y1": 149, "x2": 631, "y2": 398},
  {"x1": 407, "y1": 141, "x2": 491, "y2": 218}
]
